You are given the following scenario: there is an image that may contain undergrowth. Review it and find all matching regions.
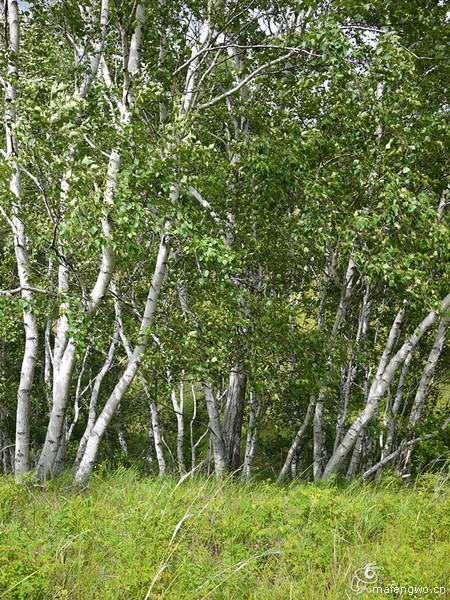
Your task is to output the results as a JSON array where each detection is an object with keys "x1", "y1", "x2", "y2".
[{"x1": 0, "y1": 469, "x2": 448, "y2": 599}]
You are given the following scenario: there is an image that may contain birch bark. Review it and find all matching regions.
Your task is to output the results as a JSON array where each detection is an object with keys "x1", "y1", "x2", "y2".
[
  {"x1": 241, "y1": 389, "x2": 264, "y2": 481},
  {"x1": 4, "y1": 0, "x2": 39, "y2": 476},
  {"x1": 321, "y1": 293, "x2": 450, "y2": 480},
  {"x1": 222, "y1": 369, "x2": 247, "y2": 471},
  {"x1": 203, "y1": 382, "x2": 227, "y2": 476},
  {"x1": 74, "y1": 234, "x2": 170, "y2": 483},
  {"x1": 277, "y1": 399, "x2": 315, "y2": 484},
  {"x1": 37, "y1": 1, "x2": 150, "y2": 480}
]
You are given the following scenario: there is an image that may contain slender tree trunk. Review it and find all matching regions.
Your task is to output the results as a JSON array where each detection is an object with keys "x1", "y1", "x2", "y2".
[
  {"x1": 203, "y1": 382, "x2": 227, "y2": 477},
  {"x1": 150, "y1": 393, "x2": 166, "y2": 476},
  {"x1": 377, "y1": 350, "x2": 413, "y2": 475},
  {"x1": 113, "y1": 288, "x2": 167, "y2": 477},
  {"x1": 73, "y1": 330, "x2": 118, "y2": 470},
  {"x1": 333, "y1": 282, "x2": 371, "y2": 453},
  {"x1": 190, "y1": 381, "x2": 198, "y2": 472},
  {"x1": 409, "y1": 316, "x2": 449, "y2": 428},
  {"x1": 277, "y1": 398, "x2": 315, "y2": 484},
  {"x1": 4, "y1": 0, "x2": 40, "y2": 477},
  {"x1": 168, "y1": 369, "x2": 186, "y2": 474},
  {"x1": 74, "y1": 235, "x2": 170, "y2": 483},
  {"x1": 313, "y1": 401, "x2": 325, "y2": 481},
  {"x1": 116, "y1": 404, "x2": 128, "y2": 455},
  {"x1": 397, "y1": 316, "x2": 449, "y2": 473},
  {"x1": 346, "y1": 432, "x2": 364, "y2": 480},
  {"x1": 321, "y1": 293, "x2": 450, "y2": 480},
  {"x1": 44, "y1": 319, "x2": 52, "y2": 410},
  {"x1": 242, "y1": 388, "x2": 263, "y2": 481}
]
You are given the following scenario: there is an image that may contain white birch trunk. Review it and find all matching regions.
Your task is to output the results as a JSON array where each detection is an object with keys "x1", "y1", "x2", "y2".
[
  {"x1": 167, "y1": 368, "x2": 186, "y2": 473},
  {"x1": 276, "y1": 399, "x2": 315, "y2": 484},
  {"x1": 345, "y1": 432, "x2": 364, "y2": 481},
  {"x1": 73, "y1": 330, "x2": 118, "y2": 469},
  {"x1": 313, "y1": 401, "x2": 324, "y2": 481},
  {"x1": 378, "y1": 350, "x2": 413, "y2": 467},
  {"x1": 241, "y1": 389, "x2": 264, "y2": 482},
  {"x1": 222, "y1": 368, "x2": 247, "y2": 471},
  {"x1": 4, "y1": 0, "x2": 39, "y2": 476},
  {"x1": 203, "y1": 382, "x2": 227, "y2": 477},
  {"x1": 321, "y1": 293, "x2": 450, "y2": 480},
  {"x1": 116, "y1": 404, "x2": 128, "y2": 455},
  {"x1": 74, "y1": 235, "x2": 170, "y2": 483},
  {"x1": 113, "y1": 288, "x2": 167, "y2": 476},
  {"x1": 397, "y1": 316, "x2": 449, "y2": 473},
  {"x1": 44, "y1": 319, "x2": 52, "y2": 410},
  {"x1": 333, "y1": 282, "x2": 371, "y2": 453},
  {"x1": 408, "y1": 316, "x2": 449, "y2": 428},
  {"x1": 144, "y1": 415, "x2": 155, "y2": 475},
  {"x1": 189, "y1": 382, "x2": 209, "y2": 474},
  {"x1": 150, "y1": 391, "x2": 166, "y2": 476}
]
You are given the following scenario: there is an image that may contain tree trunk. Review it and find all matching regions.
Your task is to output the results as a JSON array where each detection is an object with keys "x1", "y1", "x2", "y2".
[
  {"x1": 168, "y1": 369, "x2": 186, "y2": 474},
  {"x1": 73, "y1": 329, "x2": 118, "y2": 470},
  {"x1": 144, "y1": 414, "x2": 155, "y2": 476},
  {"x1": 116, "y1": 404, "x2": 128, "y2": 455},
  {"x1": 313, "y1": 401, "x2": 325, "y2": 481},
  {"x1": 203, "y1": 382, "x2": 227, "y2": 477},
  {"x1": 377, "y1": 350, "x2": 413, "y2": 474},
  {"x1": 4, "y1": 0, "x2": 40, "y2": 478},
  {"x1": 409, "y1": 316, "x2": 449, "y2": 428},
  {"x1": 277, "y1": 399, "x2": 315, "y2": 484},
  {"x1": 150, "y1": 393, "x2": 166, "y2": 476},
  {"x1": 321, "y1": 293, "x2": 450, "y2": 480},
  {"x1": 241, "y1": 388, "x2": 263, "y2": 481},
  {"x1": 222, "y1": 368, "x2": 247, "y2": 471},
  {"x1": 74, "y1": 234, "x2": 170, "y2": 483}
]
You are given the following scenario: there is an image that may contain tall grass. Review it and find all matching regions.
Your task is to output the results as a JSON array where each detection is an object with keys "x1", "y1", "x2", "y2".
[{"x1": 0, "y1": 468, "x2": 448, "y2": 599}]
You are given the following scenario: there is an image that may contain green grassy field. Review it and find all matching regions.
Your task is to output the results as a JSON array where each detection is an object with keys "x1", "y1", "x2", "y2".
[{"x1": 0, "y1": 469, "x2": 449, "y2": 599}]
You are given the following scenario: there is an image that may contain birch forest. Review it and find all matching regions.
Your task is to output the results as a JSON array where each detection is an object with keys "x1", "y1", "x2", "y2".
[{"x1": 0, "y1": 0, "x2": 449, "y2": 485}]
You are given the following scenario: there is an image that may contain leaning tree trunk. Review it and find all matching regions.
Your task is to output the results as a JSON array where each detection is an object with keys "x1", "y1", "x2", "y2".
[
  {"x1": 74, "y1": 234, "x2": 170, "y2": 483},
  {"x1": 398, "y1": 315, "x2": 449, "y2": 473},
  {"x1": 277, "y1": 399, "x2": 315, "y2": 484},
  {"x1": 408, "y1": 316, "x2": 449, "y2": 429},
  {"x1": 321, "y1": 293, "x2": 450, "y2": 480},
  {"x1": 376, "y1": 350, "x2": 413, "y2": 478}
]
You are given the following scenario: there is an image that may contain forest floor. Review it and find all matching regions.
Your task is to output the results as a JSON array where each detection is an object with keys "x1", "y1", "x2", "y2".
[{"x1": 0, "y1": 469, "x2": 448, "y2": 599}]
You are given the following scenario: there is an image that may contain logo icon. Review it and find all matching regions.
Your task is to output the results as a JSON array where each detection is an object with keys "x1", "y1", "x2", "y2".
[{"x1": 351, "y1": 562, "x2": 384, "y2": 594}]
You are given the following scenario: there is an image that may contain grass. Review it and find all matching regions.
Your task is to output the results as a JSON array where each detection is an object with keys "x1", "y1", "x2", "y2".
[{"x1": 0, "y1": 469, "x2": 449, "y2": 599}]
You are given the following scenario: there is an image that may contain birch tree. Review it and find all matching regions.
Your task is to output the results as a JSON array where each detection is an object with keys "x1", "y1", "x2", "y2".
[{"x1": 0, "y1": 0, "x2": 448, "y2": 483}]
